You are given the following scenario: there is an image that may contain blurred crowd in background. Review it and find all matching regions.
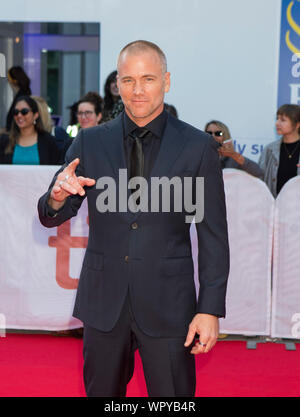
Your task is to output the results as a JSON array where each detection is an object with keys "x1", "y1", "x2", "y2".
[{"x1": 1, "y1": 65, "x2": 300, "y2": 199}]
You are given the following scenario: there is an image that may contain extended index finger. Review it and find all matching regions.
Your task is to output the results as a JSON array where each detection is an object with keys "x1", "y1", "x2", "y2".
[{"x1": 66, "y1": 158, "x2": 80, "y2": 175}]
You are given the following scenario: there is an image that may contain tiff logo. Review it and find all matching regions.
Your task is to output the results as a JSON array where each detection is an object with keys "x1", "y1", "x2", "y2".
[{"x1": 49, "y1": 218, "x2": 88, "y2": 289}]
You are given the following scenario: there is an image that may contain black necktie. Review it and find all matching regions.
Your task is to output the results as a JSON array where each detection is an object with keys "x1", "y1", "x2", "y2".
[{"x1": 130, "y1": 127, "x2": 149, "y2": 179}]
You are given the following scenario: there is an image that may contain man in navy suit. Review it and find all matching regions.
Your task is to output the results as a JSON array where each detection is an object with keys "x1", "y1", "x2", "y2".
[{"x1": 38, "y1": 40, "x2": 229, "y2": 397}]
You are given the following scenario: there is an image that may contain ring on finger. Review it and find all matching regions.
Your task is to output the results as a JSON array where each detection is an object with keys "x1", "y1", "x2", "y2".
[{"x1": 198, "y1": 341, "x2": 207, "y2": 347}]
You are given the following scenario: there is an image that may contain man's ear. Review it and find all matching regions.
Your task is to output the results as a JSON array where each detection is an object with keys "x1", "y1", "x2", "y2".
[{"x1": 164, "y1": 72, "x2": 171, "y2": 93}]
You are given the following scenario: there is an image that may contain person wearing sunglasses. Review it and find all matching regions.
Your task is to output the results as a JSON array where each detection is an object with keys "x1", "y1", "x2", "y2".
[
  {"x1": 0, "y1": 95, "x2": 63, "y2": 165},
  {"x1": 205, "y1": 120, "x2": 263, "y2": 178},
  {"x1": 76, "y1": 92, "x2": 103, "y2": 129}
]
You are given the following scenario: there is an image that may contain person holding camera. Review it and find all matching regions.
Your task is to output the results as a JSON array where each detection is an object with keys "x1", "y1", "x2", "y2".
[{"x1": 205, "y1": 120, "x2": 263, "y2": 178}]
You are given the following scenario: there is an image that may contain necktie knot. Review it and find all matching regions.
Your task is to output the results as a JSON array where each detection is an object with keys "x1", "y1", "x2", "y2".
[{"x1": 133, "y1": 127, "x2": 149, "y2": 140}]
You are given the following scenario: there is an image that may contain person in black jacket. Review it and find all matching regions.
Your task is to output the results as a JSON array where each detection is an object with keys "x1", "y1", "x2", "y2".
[
  {"x1": 0, "y1": 95, "x2": 63, "y2": 165},
  {"x1": 6, "y1": 66, "x2": 32, "y2": 132},
  {"x1": 38, "y1": 40, "x2": 230, "y2": 397}
]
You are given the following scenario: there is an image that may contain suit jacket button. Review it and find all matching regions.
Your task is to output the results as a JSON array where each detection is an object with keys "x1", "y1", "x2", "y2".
[
  {"x1": 131, "y1": 222, "x2": 138, "y2": 230},
  {"x1": 125, "y1": 255, "x2": 129, "y2": 262}
]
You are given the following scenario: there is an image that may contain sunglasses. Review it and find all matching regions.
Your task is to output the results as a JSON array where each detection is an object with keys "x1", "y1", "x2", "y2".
[
  {"x1": 206, "y1": 130, "x2": 223, "y2": 137},
  {"x1": 13, "y1": 108, "x2": 31, "y2": 116}
]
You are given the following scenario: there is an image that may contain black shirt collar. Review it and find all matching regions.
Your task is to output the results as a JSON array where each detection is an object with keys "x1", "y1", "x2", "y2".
[{"x1": 123, "y1": 108, "x2": 168, "y2": 140}]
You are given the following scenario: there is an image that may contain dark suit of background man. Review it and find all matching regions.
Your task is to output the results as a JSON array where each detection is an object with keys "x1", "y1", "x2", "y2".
[{"x1": 38, "y1": 40, "x2": 230, "y2": 397}]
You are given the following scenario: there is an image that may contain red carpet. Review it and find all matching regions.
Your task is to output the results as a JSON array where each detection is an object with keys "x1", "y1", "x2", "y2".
[{"x1": 0, "y1": 334, "x2": 299, "y2": 397}]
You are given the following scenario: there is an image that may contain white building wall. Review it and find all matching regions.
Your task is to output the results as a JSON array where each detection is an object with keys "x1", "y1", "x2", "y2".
[{"x1": 1, "y1": 0, "x2": 282, "y2": 159}]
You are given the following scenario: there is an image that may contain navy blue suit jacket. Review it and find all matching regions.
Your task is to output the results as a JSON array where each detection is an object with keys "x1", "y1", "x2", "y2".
[{"x1": 38, "y1": 112, "x2": 229, "y2": 337}]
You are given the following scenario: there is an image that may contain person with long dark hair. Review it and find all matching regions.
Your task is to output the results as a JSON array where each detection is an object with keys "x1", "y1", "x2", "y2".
[
  {"x1": 6, "y1": 66, "x2": 32, "y2": 132},
  {"x1": 0, "y1": 95, "x2": 62, "y2": 165},
  {"x1": 102, "y1": 70, "x2": 124, "y2": 122}
]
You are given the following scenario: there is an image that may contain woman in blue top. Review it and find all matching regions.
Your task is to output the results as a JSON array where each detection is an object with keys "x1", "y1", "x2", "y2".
[{"x1": 0, "y1": 95, "x2": 63, "y2": 165}]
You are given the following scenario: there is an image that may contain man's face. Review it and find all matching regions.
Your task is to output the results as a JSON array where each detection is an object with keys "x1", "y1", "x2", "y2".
[{"x1": 117, "y1": 49, "x2": 170, "y2": 126}]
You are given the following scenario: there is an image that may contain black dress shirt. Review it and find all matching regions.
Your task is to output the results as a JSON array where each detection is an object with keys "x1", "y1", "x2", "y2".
[{"x1": 123, "y1": 109, "x2": 167, "y2": 180}]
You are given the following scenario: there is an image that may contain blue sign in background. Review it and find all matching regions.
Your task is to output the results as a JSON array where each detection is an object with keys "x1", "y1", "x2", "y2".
[{"x1": 278, "y1": 0, "x2": 300, "y2": 107}]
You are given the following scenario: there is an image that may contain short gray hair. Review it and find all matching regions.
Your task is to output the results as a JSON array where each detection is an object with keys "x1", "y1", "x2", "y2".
[{"x1": 117, "y1": 40, "x2": 167, "y2": 73}]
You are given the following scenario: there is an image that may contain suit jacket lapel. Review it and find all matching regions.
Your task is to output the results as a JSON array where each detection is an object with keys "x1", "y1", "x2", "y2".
[
  {"x1": 151, "y1": 115, "x2": 187, "y2": 178},
  {"x1": 133, "y1": 115, "x2": 189, "y2": 221},
  {"x1": 100, "y1": 113, "x2": 126, "y2": 178}
]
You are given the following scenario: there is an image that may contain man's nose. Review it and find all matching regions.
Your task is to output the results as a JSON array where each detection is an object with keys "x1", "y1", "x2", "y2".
[{"x1": 133, "y1": 81, "x2": 144, "y2": 94}]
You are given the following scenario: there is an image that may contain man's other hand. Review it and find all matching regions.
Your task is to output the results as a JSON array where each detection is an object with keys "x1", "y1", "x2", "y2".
[{"x1": 184, "y1": 313, "x2": 219, "y2": 354}]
